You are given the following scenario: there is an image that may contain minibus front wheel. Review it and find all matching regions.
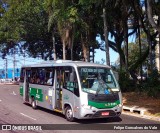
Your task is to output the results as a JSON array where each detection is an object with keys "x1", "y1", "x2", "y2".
[
  {"x1": 65, "y1": 106, "x2": 75, "y2": 122},
  {"x1": 31, "y1": 97, "x2": 37, "y2": 109}
]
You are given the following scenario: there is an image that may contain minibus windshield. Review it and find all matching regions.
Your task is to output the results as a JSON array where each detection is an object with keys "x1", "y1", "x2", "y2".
[{"x1": 78, "y1": 67, "x2": 119, "y2": 94}]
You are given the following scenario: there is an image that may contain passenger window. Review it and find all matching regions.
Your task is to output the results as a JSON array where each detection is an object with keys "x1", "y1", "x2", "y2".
[
  {"x1": 30, "y1": 69, "x2": 37, "y2": 84},
  {"x1": 38, "y1": 68, "x2": 46, "y2": 85},
  {"x1": 30, "y1": 67, "x2": 54, "y2": 86},
  {"x1": 46, "y1": 68, "x2": 54, "y2": 86},
  {"x1": 65, "y1": 67, "x2": 79, "y2": 97}
]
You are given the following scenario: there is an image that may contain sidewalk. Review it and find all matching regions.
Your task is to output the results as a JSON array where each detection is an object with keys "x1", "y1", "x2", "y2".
[
  {"x1": 122, "y1": 105, "x2": 160, "y2": 121},
  {"x1": 0, "y1": 78, "x2": 12, "y2": 83},
  {"x1": 0, "y1": 78, "x2": 20, "y2": 85},
  {"x1": 122, "y1": 92, "x2": 160, "y2": 122}
]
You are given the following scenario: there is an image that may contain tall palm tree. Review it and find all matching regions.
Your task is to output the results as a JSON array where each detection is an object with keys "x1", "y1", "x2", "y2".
[{"x1": 47, "y1": 0, "x2": 76, "y2": 60}]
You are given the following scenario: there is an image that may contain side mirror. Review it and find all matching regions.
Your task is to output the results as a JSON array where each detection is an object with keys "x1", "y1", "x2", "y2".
[{"x1": 107, "y1": 75, "x2": 112, "y2": 82}]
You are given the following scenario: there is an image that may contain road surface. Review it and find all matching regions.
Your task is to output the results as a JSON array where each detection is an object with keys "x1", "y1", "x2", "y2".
[{"x1": 0, "y1": 84, "x2": 159, "y2": 133}]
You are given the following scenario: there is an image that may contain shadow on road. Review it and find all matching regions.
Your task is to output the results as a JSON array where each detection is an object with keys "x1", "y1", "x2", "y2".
[
  {"x1": 24, "y1": 103, "x2": 122, "y2": 124},
  {"x1": 76, "y1": 117, "x2": 122, "y2": 124},
  {"x1": 24, "y1": 103, "x2": 65, "y2": 118}
]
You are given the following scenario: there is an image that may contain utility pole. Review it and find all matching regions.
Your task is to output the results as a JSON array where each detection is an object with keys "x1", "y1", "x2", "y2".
[
  {"x1": 13, "y1": 48, "x2": 16, "y2": 81},
  {"x1": 23, "y1": 49, "x2": 26, "y2": 65},
  {"x1": 5, "y1": 58, "x2": 8, "y2": 79}
]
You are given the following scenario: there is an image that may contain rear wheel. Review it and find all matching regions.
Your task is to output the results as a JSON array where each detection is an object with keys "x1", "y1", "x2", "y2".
[
  {"x1": 31, "y1": 97, "x2": 37, "y2": 109},
  {"x1": 65, "y1": 106, "x2": 75, "y2": 122}
]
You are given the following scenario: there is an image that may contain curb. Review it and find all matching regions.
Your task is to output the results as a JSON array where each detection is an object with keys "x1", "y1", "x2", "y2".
[
  {"x1": 0, "y1": 82, "x2": 19, "y2": 85},
  {"x1": 123, "y1": 105, "x2": 147, "y2": 115},
  {"x1": 122, "y1": 105, "x2": 160, "y2": 122}
]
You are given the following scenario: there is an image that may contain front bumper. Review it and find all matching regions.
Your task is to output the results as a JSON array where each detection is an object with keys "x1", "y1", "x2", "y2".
[{"x1": 78, "y1": 105, "x2": 122, "y2": 119}]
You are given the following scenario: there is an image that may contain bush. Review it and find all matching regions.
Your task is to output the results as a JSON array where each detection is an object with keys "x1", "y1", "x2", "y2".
[
  {"x1": 118, "y1": 68, "x2": 160, "y2": 97},
  {"x1": 145, "y1": 69, "x2": 160, "y2": 98},
  {"x1": 118, "y1": 69, "x2": 135, "y2": 92}
]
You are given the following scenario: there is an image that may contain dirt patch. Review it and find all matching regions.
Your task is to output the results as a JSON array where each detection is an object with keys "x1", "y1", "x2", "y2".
[{"x1": 122, "y1": 92, "x2": 160, "y2": 117}]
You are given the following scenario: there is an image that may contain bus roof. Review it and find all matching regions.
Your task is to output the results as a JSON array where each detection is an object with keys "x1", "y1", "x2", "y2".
[{"x1": 21, "y1": 60, "x2": 111, "y2": 69}]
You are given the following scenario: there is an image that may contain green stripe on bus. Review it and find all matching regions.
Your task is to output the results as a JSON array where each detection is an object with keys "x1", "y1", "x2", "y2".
[
  {"x1": 88, "y1": 100, "x2": 120, "y2": 109},
  {"x1": 20, "y1": 86, "x2": 23, "y2": 96},
  {"x1": 29, "y1": 88, "x2": 43, "y2": 102}
]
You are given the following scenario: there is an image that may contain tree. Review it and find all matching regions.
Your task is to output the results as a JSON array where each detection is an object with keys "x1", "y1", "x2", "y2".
[
  {"x1": 147, "y1": 0, "x2": 160, "y2": 33},
  {"x1": 47, "y1": 0, "x2": 79, "y2": 60},
  {"x1": 0, "y1": 0, "x2": 63, "y2": 60},
  {"x1": 0, "y1": 0, "x2": 159, "y2": 85},
  {"x1": 131, "y1": 0, "x2": 159, "y2": 74}
]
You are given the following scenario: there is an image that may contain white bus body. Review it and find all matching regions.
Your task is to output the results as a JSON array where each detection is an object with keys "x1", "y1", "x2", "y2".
[{"x1": 19, "y1": 60, "x2": 122, "y2": 121}]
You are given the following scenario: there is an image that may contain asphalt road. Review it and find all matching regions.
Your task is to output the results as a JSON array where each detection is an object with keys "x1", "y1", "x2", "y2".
[{"x1": 0, "y1": 84, "x2": 159, "y2": 133}]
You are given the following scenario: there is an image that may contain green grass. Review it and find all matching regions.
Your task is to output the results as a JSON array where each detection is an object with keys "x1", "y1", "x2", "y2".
[{"x1": 155, "y1": 113, "x2": 160, "y2": 117}]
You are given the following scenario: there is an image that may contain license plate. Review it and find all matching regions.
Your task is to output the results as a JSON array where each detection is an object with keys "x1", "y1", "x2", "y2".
[{"x1": 101, "y1": 112, "x2": 109, "y2": 116}]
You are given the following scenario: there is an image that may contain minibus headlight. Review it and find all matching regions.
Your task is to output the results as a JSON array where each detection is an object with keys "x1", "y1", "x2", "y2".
[
  {"x1": 82, "y1": 104, "x2": 92, "y2": 110},
  {"x1": 117, "y1": 104, "x2": 122, "y2": 107}
]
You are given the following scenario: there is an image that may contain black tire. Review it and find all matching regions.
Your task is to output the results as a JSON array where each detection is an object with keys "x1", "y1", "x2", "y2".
[
  {"x1": 65, "y1": 106, "x2": 75, "y2": 122},
  {"x1": 31, "y1": 97, "x2": 37, "y2": 109}
]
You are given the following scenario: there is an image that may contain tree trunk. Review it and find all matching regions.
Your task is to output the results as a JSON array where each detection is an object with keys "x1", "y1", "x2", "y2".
[
  {"x1": 115, "y1": 35, "x2": 126, "y2": 69},
  {"x1": 138, "y1": 23, "x2": 143, "y2": 81},
  {"x1": 82, "y1": 43, "x2": 89, "y2": 62},
  {"x1": 70, "y1": 25, "x2": 74, "y2": 61},
  {"x1": 145, "y1": 0, "x2": 153, "y2": 74},
  {"x1": 103, "y1": 8, "x2": 110, "y2": 66},
  {"x1": 124, "y1": 22, "x2": 128, "y2": 71},
  {"x1": 147, "y1": 0, "x2": 160, "y2": 33},
  {"x1": 70, "y1": 36, "x2": 73, "y2": 61},
  {"x1": 156, "y1": 15, "x2": 160, "y2": 71},
  {"x1": 52, "y1": 34, "x2": 56, "y2": 60},
  {"x1": 63, "y1": 40, "x2": 66, "y2": 60},
  {"x1": 81, "y1": 34, "x2": 89, "y2": 62}
]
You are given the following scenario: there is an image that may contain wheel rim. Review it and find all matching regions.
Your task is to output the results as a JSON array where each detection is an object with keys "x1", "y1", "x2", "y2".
[{"x1": 66, "y1": 108, "x2": 72, "y2": 119}]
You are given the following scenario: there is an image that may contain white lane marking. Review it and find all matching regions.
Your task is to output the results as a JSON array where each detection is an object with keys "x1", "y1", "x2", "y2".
[
  {"x1": 10, "y1": 91, "x2": 17, "y2": 95},
  {"x1": 13, "y1": 91, "x2": 16, "y2": 95},
  {"x1": 20, "y1": 113, "x2": 36, "y2": 121}
]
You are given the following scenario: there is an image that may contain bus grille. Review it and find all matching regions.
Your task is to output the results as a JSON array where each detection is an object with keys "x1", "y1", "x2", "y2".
[{"x1": 88, "y1": 93, "x2": 119, "y2": 103}]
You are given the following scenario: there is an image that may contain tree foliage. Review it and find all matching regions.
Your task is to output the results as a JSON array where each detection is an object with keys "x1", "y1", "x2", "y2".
[
  {"x1": 0, "y1": 0, "x2": 63, "y2": 59},
  {"x1": 0, "y1": 0, "x2": 160, "y2": 87}
]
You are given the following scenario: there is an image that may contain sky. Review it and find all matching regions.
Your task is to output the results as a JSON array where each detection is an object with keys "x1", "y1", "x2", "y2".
[
  {"x1": 0, "y1": 54, "x2": 43, "y2": 69},
  {"x1": 94, "y1": 30, "x2": 136, "y2": 65},
  {"x1": 0, "y1": 36, "x2": 118, "y2": 69},
  {"x1": 0, "y1": 49, "x2": 118, "y2": 69},
  {"x1": 0, "y1": 30, "x2": 136, "y2": 69},
  {"x1": 0, "y1": 49, "x2": 117, "y2": 70},
  {"x1": 94, "y1": 48, "x2": 118, "y2": 65},
  {"x1": 94, "y1": 35, "x2": 118, "y2": 65}
]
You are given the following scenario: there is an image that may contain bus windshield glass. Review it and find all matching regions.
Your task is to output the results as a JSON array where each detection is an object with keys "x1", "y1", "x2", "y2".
[{"x1": 78, "y1": 67, "x2": 119, "y2": 94}]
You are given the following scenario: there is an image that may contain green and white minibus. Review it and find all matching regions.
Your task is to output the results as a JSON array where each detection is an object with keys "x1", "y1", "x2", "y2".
[{"x1": 19, "y1": 60, "x2": 122, "y2": 121}]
